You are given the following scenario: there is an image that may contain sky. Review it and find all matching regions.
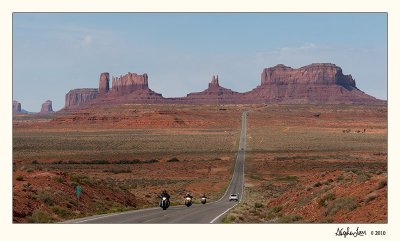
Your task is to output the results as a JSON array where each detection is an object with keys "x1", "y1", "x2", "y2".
[{"x1": 13, "y1": 13, "x2": 387, "y2": 111}]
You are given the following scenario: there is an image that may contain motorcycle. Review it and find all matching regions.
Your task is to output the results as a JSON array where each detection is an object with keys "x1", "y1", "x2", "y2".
[
  {"x1": 184, "y1": 197, "x2": 192, "y2": 207},
  {"x1": 160, "y1": 196, "x2": 170, "y2": 210},
  {"x1": 201, "y1": 197, "x2": 207, "y2": 204}
]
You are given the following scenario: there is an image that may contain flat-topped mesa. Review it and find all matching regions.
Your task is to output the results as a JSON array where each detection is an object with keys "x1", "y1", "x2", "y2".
[
  {"x1": 40, "y1": 100, "x2": 54, "y2": 113},
  {"x1": 13, "y1": 100, "x2": 22, "y2": 113},
  {"x1": 98, "y1": 72, "x2": 110, "y2": 95},
  {"x1": 111, "y1": 72, "x2": 149, "y2": 95},
  {"x1": 261, "y1": 63, "x2": 356, "y2": 89},
  {"x1": 65, "y1": 88, "x2": 98, "y2": 108},
  {"x1": 208, "y1": 75, "x2": 220, "y2": 88},
  {"x1": 245, "y1": 63, "x2": 381, "y2": 104}
]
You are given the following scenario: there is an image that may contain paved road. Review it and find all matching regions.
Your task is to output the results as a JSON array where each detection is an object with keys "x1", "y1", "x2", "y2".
[{"x1": 64, "y1": 112, "x2": 247, "y2": 224}]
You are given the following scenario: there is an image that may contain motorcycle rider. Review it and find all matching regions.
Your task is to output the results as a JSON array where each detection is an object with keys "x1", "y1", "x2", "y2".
[
  {"x1": 160, "y1": 190, "x2": 171, "y2": 207},
  {"x1": 160, "y1": 190, "x2": 170, "y2": 199},
  {"x1": 200, "y1": 193, "x2": 207, "y2": 204},
  {"x1": 184, "y1": 192, "x2": 193, "y2": 206}
]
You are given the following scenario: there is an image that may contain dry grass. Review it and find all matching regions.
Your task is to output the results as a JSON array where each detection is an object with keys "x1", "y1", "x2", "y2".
[
  {"x1": 13, "y1": 104, "x2": 245, "y2": 222},
  {"x1": 13, "y1": 128, "x2": 239, "y2": 162},
  {"x1": 225, "y1": 104, "x2": 387, "y2": 223},
  {"x1": 13, "y1": 104, "x2": 387, "y2": 223}
]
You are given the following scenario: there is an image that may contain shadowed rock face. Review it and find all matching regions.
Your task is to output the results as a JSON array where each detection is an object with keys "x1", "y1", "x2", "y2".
[
  {"x1": 98, "y1": 72, "x2": 110, "y2": 95},
  {"x1": 208, "y1": 75, "x2": 220, "y2": 88},
  {"x1": 65, "y1": 88, "x2": 98, "y2": 108},
  {"x1": 13, "y1": 100, "x2": 22, "y2": 113},
  {"x1": 40, "y1": 100, "x2": 54, "y2": 113}
]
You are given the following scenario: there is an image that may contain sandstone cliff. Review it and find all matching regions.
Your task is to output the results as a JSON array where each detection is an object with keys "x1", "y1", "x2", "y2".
[
  {"x1": 13, "y1": 100, "x2": 22, "y2": 113},
  {"x1": 40, "y1": 100, "x2": 54, "y2": 113},
  {"x1": 98, "y1": 72, "x2": 110, "y2": 95},
  {"x1": 245, "y1": 63, "x2": 379, "y2": 104},
  {"x1": 261, "y1": 63, "x2": 355, "y2": 89},
  {"x1": 111, "y1": 72, "x2": 149, "y2": 95},
  {"x1": 208, "y1": 75, "x2": 220, "y2": 88},
  {"x1": 185, "y1": 75, "x2": 242, "y2": 104},
  {"x1": 61, "y1": 63, "x2": 384, "y2": 110},
  {"x1": 65, "y1": 88, "x2": 98, "y2": 108}
]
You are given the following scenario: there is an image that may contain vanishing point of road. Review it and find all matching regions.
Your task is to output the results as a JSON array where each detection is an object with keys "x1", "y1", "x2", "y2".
[{"x1": 64, "y1": 111, "x2": 248, "y2": 224}]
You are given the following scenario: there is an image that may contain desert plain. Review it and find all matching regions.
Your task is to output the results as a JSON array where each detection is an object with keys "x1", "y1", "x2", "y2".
[{"x1": 12, "y1": 103, "x2": 387, "y2": 223}]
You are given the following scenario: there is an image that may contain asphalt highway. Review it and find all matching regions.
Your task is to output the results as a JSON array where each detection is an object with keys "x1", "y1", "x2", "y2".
[{"x1": 64, "y1": 111, "x2": 247, "y2": 224}]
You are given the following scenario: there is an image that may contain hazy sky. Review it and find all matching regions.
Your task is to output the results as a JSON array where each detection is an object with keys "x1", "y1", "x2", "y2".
[{"x1": 13, "y1": 13, "x2": 387, "y2": 111}]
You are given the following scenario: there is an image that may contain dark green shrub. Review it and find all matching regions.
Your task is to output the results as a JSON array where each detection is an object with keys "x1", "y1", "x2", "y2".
[
  {"x1": 313, "y1": 181, "x2": 322, "y2": 187},
  {"x1": 70, "y1": 173, "x2": 93, "y2": 185},
  {"x1": 116, "y1": 160, "x2": 140, "y2": 164},
  {"x1": 28, "y1": 209, "x2": 54, "y2": 223},
  {"x1": 324, "y1": 197, "x2": 358, "y2": 216},
  {"x1": 110, "y1": 167, "x2": 131, "y2": 174},
  {"x1": 37, "y1": 191, "x2": 54, "y2": 206},
  {"x1": 254, "y1": 202, "x2": 263, "y2": 209},
  {"x1": 52, "y1": 206, "x2": 72, "y2": 218},
  {"x1": 54, "y1": 175, "x2": 65, "y2": 183},
  {"x1": 277, "y1": 214, "x2": 302, "y2": 223},
  {"x1": 376, "y1": 180, "x2": 387, "y2": 190},
  {"x1": 318, "y1": 193, "x2": 336, "y2": 207},
  {"x1": 167, "y1": 157, "x2": 180, "y2": 162},
  {"x1": 272, "y1": 206, "x2": 282, "y2": 213},
  {"x1": 143, "y1": 159, "x2": 159, "y2": 164}
]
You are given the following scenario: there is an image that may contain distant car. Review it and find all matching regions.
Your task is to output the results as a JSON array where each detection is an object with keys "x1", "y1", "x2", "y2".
[{"x1": 229, "y1": 194, "x2": 239, "y2": 201}]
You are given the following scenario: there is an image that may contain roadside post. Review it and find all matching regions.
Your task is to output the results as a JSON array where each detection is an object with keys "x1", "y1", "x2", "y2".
[{"x1": 76, "y1": 184, "x2": 81, "y2": 208}]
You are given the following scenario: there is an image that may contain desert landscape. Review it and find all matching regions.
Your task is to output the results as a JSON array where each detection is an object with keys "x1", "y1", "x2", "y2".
[
  {"x1": 13, "y1": 104, "x2": 244, "y2": 222},
  {"x1": 13, "y1": 60, "x2": 387, "y2": 223},
  {"x1": 223, "y1": 104, "x2": 387, "y2": 223},
  {"x1": 13, "y1": 102, "x2": 387, "y2": 223}
]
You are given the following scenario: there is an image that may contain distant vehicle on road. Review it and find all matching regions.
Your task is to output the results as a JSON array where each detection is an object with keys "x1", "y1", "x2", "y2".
[{"x1": 229, "y1": 194, "x2": 239, "y2": 202}]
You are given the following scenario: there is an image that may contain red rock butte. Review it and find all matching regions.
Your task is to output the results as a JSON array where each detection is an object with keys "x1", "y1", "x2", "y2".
[
  {"x1": 13, "y1": 100, "x2": 22, "y2": 113},
  {"x1": 62, "y1": 63, "x2": 384, "y2": 110},
  {"x1": 40, "y1": 100, "x2": 54, "y2": 113}
]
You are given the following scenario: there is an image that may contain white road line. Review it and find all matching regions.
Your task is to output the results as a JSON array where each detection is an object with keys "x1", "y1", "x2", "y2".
[
  {"x1": 68, "y1": 111, "x2": 248, "y2": 224},
  {"x1": 240, "y1": 112, "x2": 246, "y2": 202},
  {"x1": 70, "y1": 207, "x2": 159, "y2": 223},
  {"x1": 210, "y1": 112, "x2": 247, "y2": 223},
  {"x1": 209, "y1": 203, "x2": 238, "y2": 223},
  {"x1": 214, "y1": 114, "x2": 244, "y2": 203}
]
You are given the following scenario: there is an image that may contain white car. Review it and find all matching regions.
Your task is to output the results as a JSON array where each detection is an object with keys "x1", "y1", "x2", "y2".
[{"x1": 229, "y1": 194, "x2": 239, "y2": 201}]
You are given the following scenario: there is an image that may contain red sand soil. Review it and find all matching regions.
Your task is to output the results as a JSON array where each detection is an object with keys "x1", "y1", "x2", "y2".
[{"x1": 13, "y1": 104, "x2": 387, "y2": 223}]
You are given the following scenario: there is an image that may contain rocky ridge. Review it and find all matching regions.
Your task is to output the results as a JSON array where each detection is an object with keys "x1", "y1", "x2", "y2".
[
  {"x1": 62, "y1": 63, "x2": 384, "y2": 109},
  {"x1": 111, "y1": 72, "x2": 149, "y2": 95}
]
